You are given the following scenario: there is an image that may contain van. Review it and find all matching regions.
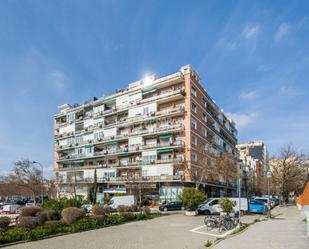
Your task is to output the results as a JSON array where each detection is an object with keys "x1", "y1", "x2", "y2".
[
  {"x1": 196, "y1": 198, "x2": 248, "y2": 215},
  {"x1": 108, "y1": 195, "x2": 135, "y2": 210}
]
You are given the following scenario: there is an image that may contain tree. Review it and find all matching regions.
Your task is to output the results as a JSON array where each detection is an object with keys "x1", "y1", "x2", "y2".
[
  {"x1": 271, "y1": 145, "x2": 308, "y2": 203},
  {"x1": 13, "y1": 159, "x2": 44, "y2": 203},
  {"x1": 214, "y1": 152, "x2": 238, "y2": 196},
  {"x1": 91, "y1": 169, "x2": 98, "y2": 204},
  {"x1": 178, "y1": 187, "x2": 205, "y2": 211}
]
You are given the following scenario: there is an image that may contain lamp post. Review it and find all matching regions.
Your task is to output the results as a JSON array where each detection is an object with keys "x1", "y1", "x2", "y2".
[
  {"x1": 32, "y1": 161, "x2": 44, "y2": 205},
  {"x1": 266, "y1": 170, "x2": 272, "y2": 218}
]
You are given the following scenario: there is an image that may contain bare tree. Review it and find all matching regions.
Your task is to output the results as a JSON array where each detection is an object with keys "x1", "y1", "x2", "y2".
[
  {"x1": 271, "y1": 145, "x2": 308, "y2": 203},
  {"x1": 13, "y1": 159, "x2": 43, "y2": 203}
]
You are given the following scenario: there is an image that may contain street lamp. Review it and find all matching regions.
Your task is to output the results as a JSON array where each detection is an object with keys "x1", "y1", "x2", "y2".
[
  {"x1": 32, "y1": 161, "x2": 44, "y2": 205},
  {"x1": 266, "y1": 170, "x2": 272, "y2": 218}
]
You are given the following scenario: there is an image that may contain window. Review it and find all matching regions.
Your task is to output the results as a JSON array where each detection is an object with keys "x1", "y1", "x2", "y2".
[
  {"x1": 191, "y1": 102, "x2": 197, "y2": 113},
  {"x1": 191, "y1": 153, "x2": 197, "y2": 162},
  {"x1": 94, "y1": 131, "x2": 104, "y2": 140},
  {"x1": 143, "y1": 107, "x2": 149, "y2": 115},
  {"x1": 203, "y1": 113, "x2": 207, "y2": 122},
  {"x1": 143, "y1": 154, "x2": 156, "y2": 162},
  {"x1": 191, "y1": 86, "x2": 197, "y2": 97},
  {"x1": 202, "y1": 127, "x2": 207, "y2": 137},
  {"x1": 84, "y1": 146, "x2": 93, "y2": 154},
  {"x1": 67, "y1": 137, "x2": 75, "y2": 145},
  {"x1": 76, "y1": 136, "x2": 83, "y2": 143},
  {"x1": 191, "y1": 119, "x2": 197, "y2": 129},
  {"x1": 192, "y1": 136, "x2": 197, "y2": 146},
  {"x1": 203, "y1": 97, "x2": 207, "y2": 108},
  {"x1": 67, "y1": 113, "x2": 75, "y2": 123}
]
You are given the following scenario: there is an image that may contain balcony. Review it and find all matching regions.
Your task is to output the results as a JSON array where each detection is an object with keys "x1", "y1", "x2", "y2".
[
  {"x1": 57, "y1": 174, "x2": 183, "y2": 184},
  {"x1": 142, "y1": 88, "x2": 185, "y2": 104}
]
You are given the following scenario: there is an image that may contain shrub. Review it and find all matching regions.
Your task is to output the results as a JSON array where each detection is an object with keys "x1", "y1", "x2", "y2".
[
  {"x1": 61, "y1": 207, "x2": 85, "y2": 225},
  {"x1": 0, "y1": 217, "x2": 11, "y2": 233},
  {"x1": 36, "y1": 211, "x2": 48, "y2": 225},
  {"x1": 44, "y1": 220, "x2": 63, "y2": 233},
  {"x1": 92, "y1": 204, "x2": 106, "y2": 216},
  {"x1": 117, "y1": 205, "x2": 130, "y2": 213},
  {"x1": 41, "y1": 198, "x2": 82, "y2": 213},
  {"x1": 143, "y1": 207, "x2": 151, "y2": 215},
  {"x1": 29, "y1": 226, "x2": 48, "y2": 240},
  {"x1": 130, "y1": 204, "x2": 139, "y2": 212},
  {"x1": 0, "y1": 228, "x2": 29, "y2": 243},
  {"x1": 141, "y1": 199, "x2": 150, "y2": 207},
  {"x1": 19, "y1": 206, "x2": 42, "y2": 217},
  {"x1": 178, "y1": 187, "x2": 205, "y2": 211},
  {"x1": 45, "y1": 209, "x2": 59, "y2": 221},
  {"x1": 72, "y1": 217, "x2": 95, "y2": 231},
  {"x1": 135, "y1": 213, "x2": 147, "y2": 220},
  {"x1": 105, "y1": 214, "x2": 124, "y2": 225},
  {"x1": 120, "y1": 212, "x2": 135, "y2": 221},
  {"x1": 103, "y1": 206, "x2": 112, "y2": 214},
  {"x1": 17, "y1": 216, "x2": 38, "y2": 231},
  {"x1": 219, "y1": 198, "x2": 236, "y2": 213}
]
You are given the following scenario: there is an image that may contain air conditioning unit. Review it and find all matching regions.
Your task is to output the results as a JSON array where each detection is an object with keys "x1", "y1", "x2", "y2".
[
  {"x1": 88, "y1": 139, "x2": 92, "y2": 143},
  {"x1": 85, "y1": 128, "x2": 88, "y2": 131},
  {"x1": 103, "y1": 150, "x2": 107, "y2": 154},
  {"x1": 59, "y1": 145, "x2": 63, "y2": 149},
  {"x1": 75, "y1": 143, "x2": 79, "y2": 146},
  {"x1": 99, "y1": 124, "x2": 103, "y2": 128},
  {"x1": 98, "y1": 138, "x2": 102, "y2": 142},
  {"x1": 150, "y1": 111, "x2": 155, "y2": 116},
  {"x1": 102, "y1": 163, "x2": 107, "y2": 168},
  {"x1": 69, "y1": 144, "x2": 73, "y2": 147}
]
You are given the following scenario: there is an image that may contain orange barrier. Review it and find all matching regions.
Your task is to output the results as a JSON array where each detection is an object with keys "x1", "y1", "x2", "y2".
[{"x1": 297, "y1": 181, "x2": 309, "y2": 207}]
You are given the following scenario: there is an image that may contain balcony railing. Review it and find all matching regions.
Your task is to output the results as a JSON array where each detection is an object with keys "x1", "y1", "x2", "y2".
[
  {"x1": 57, "y1": 124, "x2": 184, "y2": 151},
  {"x1": 57, "y1": 174, "x2": 183, "y2": 184}
]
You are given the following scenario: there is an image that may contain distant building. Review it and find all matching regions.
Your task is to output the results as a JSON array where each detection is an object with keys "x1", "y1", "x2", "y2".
[
  {"x1": 54, "y1": 65, "x2": 238, "y2": 202},
  {"x1": 237, "y1": 141, "x2": 269, "y2": 195}
]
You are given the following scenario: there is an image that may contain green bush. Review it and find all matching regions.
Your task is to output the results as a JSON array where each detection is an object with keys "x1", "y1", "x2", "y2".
[
  {"x1": 0, "y1": 217, "x2": 11, "y2": 233},
  {"x1": 61, "y1": 207, "x2": 85, "y2": 225},
  {"x1": 19, "y1": 206, "x2": 43, "y2": 217},
  {"x1": 0, "y1": 228, "x2": 29, "y2": 244},
  {"x1": 178, "y1": 187, "x2": 205, "y2": 211},
  {"x1": 17, "y1": 216, "x2": 38, "y2": 231},
  {"x1": 44, "y1": 220, "x2": 63, "y2": 233},
  {"x1": 141, "y1": 199, "x2": 150, "y2": 206},
  {"x1": 219, "y1": 199, "x2": 236, "y2": 213},
  {"x1": 105, "y1": 214, "x2": 125, "y2": 225},
  {"x1": 120, "y1": 212, "x2": 135, "y2": 221},
  {"x1": 130, "y1": 204, "x2": 139, "y2": 212},
  {"x1": 29, "y1": 226, "x2": 48, "y2": 241},
  {"x1": 41, "y1": 198, "x2": 82, "y2": 213}
]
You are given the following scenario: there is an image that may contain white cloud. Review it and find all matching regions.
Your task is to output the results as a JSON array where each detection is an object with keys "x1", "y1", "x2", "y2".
[
  {"x1": 275, "y1": 23, "x2": 290, "y2": 41},
  {"x1": 49, "y1": 70, "x2": 69, "y2": 89},
  {"x1": 242, "y1": 24, "x2": 260, "y2": 39},
  {"x1": 279, "y1": 85, "x2": 304, "y2": 97},
  {"x1": 239, "y1": 90, "x2": 258, "y2": 100},
  {"x1": 226, "y1": 41, "x2": 237, "y2": 50},
  {"x1": 225, "y1": 112, "x2": 258, "y2": 128}
]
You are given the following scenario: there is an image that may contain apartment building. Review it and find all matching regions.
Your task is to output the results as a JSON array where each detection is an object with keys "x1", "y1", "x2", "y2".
[
  {"x1": 54, "y1": 65, "x2": 238, "y2": 202},
  {"x1": 237, "y1": 141, "x2": 269, "y2": 195}
]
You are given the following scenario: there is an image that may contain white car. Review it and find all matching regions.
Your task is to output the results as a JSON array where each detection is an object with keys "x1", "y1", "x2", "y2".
[{"x1": 197, "y1": 198, "x2": 248, "y2": 215}]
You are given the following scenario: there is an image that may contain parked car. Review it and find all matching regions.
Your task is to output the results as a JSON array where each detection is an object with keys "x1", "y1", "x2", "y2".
[
  {"x1": 197, "y1": 198, "x2": 248, "y2": 215},
  {"x1": 248, "y1": 200, "x2": 266, "y2": 214},
  {"x1": 159, "y1": 201, "x2": 183, "y2": 211},
  {"x1": 82, "y1": 204, "x2": 93, "y2": 213},
  {"x1": 107, "y1": 195, "x2": 135, "y2": 210},
  {"x1": 254, "y1": 197, "x2": 274, "y2": 209}
]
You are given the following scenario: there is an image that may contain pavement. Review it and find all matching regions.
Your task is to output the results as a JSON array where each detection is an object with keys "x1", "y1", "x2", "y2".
[
  {"x1": 2, "y1": 214, "x2": 214, "y2": 249},
  {"x1": 213, "y1": 205, "x2": 309, "y2": 249}
]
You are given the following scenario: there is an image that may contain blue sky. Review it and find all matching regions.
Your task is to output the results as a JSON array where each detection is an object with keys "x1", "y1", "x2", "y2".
[{"x1": 0, "y1": 0, "x2": 308, "y2": 177}]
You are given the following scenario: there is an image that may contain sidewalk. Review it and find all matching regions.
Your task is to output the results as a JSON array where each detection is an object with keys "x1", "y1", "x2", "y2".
[{"x1": 213, "y1": 205, "x2": 309, "y2": 249}]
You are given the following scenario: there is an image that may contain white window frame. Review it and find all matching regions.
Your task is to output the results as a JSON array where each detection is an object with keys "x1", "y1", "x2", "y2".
[
  {"x1": 192, "y1": 136, "x2": 197, "y2": 146},
  {"x1": 191, "y1": 86, "x2": 197, "y2": 97},
  {"x1": 192, "y1": 102, "x2": 197, "y2": 113},
  {"x1": 191, "y1": 119, "x2": 197, "y2": 129},
  {"x1": 191, "y1": 153, "x2": 197, "y2": 162}
]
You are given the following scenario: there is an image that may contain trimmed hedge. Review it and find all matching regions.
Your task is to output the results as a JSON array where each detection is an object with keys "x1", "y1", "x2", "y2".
[
  {"x1": 61, "y1": 207, "x2": 85, "y2": 225},
  {"x1": 19, "y1": 206, "x2": 43, "y2": 217}
]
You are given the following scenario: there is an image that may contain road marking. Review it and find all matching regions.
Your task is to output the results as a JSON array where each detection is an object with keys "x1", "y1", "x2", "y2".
[{"x1": 189, "y1": 225, "x2": 237, "y2": 238}]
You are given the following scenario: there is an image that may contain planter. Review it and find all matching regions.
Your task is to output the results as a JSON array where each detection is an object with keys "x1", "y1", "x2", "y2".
[{"x1": 185, "y1": 210, "x2": 197, "y2": 216}]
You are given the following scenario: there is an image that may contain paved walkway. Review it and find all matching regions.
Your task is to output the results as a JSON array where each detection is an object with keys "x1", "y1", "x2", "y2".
[
  {"x1": 2, "y1": 214, "x2": 213, "y2": 249},
  {"x1": 214, "y1": 205, "x2": 309, "y2": 249}
]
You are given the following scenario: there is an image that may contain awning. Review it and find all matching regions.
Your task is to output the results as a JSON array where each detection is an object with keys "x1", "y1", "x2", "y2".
[
  {"x1": 54, "y1": 140, "x2": 59, "y2": 144},
  {"x1": 157, "y1": 148, "x2": 174, "y2": 153},
  {"x1": 159, "y1": 135, "x2": 172, "y2": 139},
  {"x1": 142, "y1": 86, "x2": 157, "y2": 95},
  {"x1": 103, "y1": 98, "x2": 116, "y2": 104},
  {"x1": 118, "y1": 153, "x2": 129, "y2": 157},
  {"x1": 117, "y1": 110, "x2": 128, "y2": 115},
  {"x1": 104, "y1": 141, "x2": 118, "y2": 145},
  {"x1": 74, "y1": 160, "x2": 84, "y2": 164}
]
